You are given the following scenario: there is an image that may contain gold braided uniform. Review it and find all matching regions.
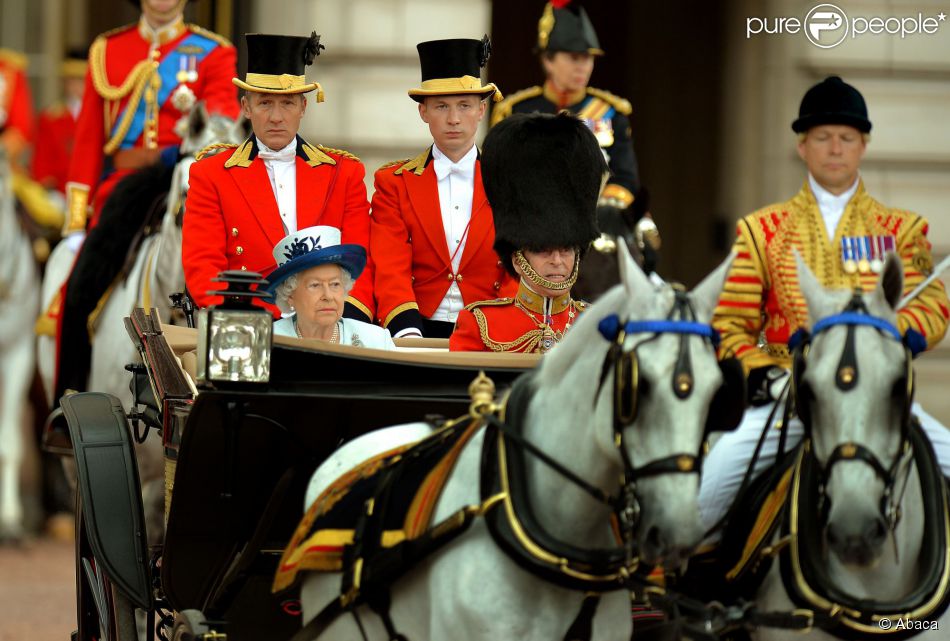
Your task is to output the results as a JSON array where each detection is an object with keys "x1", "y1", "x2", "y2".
[{"x1": 714, "y1": 181, "x2": 949, "y2": 373}]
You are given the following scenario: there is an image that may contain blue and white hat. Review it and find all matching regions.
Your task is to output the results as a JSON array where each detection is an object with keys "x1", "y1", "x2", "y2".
[{"x1": 262, "y1": 226, "x2": 366, "y2": 295}]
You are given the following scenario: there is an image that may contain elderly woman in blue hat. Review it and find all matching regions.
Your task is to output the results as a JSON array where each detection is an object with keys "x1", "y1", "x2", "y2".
[{"x1": 264, "y1": 226, "x2": 396, "y2": 349}]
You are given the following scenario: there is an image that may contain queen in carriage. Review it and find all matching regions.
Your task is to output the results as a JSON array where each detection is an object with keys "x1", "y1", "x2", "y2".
[{"x1": 264, "y1": 225, "x2": 396, "y2": 349}]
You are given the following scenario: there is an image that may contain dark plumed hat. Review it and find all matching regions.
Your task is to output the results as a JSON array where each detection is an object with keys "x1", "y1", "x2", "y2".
[
  {"x1": 537, "y1": 0, "x2": 603, "y2": 55},
  {"x1": 792, "y1": 76, "x2": 871, "y2": 133},
  {"x1": 483, "y1": 112, "x2": 605, "y2": 276},
  {"x1": 234, "y1": 32, "x2": 325, "y2": 99}
]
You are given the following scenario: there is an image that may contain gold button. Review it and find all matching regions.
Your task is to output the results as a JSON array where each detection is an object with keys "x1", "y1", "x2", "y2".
[
  {"x1": 236, "y1": 246, "x2": 244, "y2": 255},
  {"x1": 240, "y1": 266, "x2": 247, "y2": 271},
  {"x1": 493, "y1": 281, "x2": 500, "y2": 289},
  {"x1": 456, "y1": 274, "x2": 463, "y2": 282},
  {"x1": 496, "y1": 260, "x2": 503, "y2": 268},
  {"x1": 446, "y1": 273, "x2": 454, "y2": 280},
  {"x1": 231, "y1": 227, "x2": 239, "y2": 237},
  {"x1": 411, "y1": 275, "x2": 415, "y2": 283}
]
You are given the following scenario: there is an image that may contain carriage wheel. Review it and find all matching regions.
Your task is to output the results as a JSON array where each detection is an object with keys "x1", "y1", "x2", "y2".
[
  {"x1": 74, "y1": 491, "x2": 138, "y2": 641},
  {"x1": 170, "y1": 609, "x2": 211, "y2": 641}
]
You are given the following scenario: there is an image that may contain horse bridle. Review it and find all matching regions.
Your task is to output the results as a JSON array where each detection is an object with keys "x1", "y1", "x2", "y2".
[
  {"x1": 788, "y1": 293, "x2": 919, "y2": 532},
  {"x1": 594, "y1": 289, "x2": 722, "y2": 559}
]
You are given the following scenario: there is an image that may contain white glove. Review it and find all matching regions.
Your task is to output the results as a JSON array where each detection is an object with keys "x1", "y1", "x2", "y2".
[{"x1": 64, "y1": 231, "x2": 86, "y2": 253}]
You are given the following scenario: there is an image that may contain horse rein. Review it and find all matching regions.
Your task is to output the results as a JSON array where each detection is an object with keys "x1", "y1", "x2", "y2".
[{"x1": 788, "y1": 292, "x2": 920, "y2": 534}]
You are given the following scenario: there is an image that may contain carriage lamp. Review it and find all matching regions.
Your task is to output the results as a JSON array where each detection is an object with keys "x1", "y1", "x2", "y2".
[{"x1": 196, "y1": 271, "x2": 273, "y2": 385}]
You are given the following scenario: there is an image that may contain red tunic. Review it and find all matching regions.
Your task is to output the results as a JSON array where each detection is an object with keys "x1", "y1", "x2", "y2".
[
  {"x1": 65, "y1": 19, "x2": 237, "y2": 231},
  {"x1": 32, "y1": 104, "x2": 77, "y2": 192},
  {"x1": 0, "y1": 49, "x2": 35, "y2": 164},
  {"x1": 450, "y1": 282, "x2": 585, "y2": 353},
  {"x1": 371, "y1": 147, "x2": 516, "y2": 335},
  {"x1": 182, "y1": 138, "x2": 373, "y2": 317}
]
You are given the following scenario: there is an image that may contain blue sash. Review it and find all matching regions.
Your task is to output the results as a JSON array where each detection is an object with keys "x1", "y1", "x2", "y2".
[{"x1": 114, "y1": 32, "x2": 219, "y2": 150}]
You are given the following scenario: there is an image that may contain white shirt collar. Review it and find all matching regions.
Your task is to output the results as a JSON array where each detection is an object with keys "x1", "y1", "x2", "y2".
[
  {"x1": 432, "y1": 144, "x2": 477, "y2": 181},
  {"x1": 808, "y1": 173, "x2": 859, "y2": 212},
  {"x1": 257, "y1": 136, "x2": 298, "y2": 163}
]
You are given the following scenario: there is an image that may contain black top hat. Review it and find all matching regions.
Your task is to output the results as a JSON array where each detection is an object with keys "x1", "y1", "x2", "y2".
[
  {"x1": 537, "y1": 0, "x2": 603, "y2": 55},
  {"x1": 408, "y1": 36, "x2": 502, "y2": 103},
  {"x1": 792, "y1": 76, "x2": 871, "y2": 133},
  {"x1": 233, "y1": 32, "x2": 325, "y2": 98},
  {"x1": 483, "y1": 112, "x2": 605, "y2": 276}
]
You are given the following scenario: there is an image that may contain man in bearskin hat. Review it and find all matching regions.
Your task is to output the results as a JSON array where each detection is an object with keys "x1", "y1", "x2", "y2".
[
  {"x1": 449, "y1": 112, "x2": 605, "y2": 353},
  {"x1": 51, "y1": 0, "x2": 238, "y2": 407},
  {"x1": 491, "y1": 0, "x2": 660, "y2": 274},
  {"x1": 371, "y1": 37, "x2": 516, "y2": 339},
  {"x1": 182, "y1": 32, "x2": 373, "y2": 320},
  {"x1": 700, "y1": 76, "x2": 950, "y2": 528}
]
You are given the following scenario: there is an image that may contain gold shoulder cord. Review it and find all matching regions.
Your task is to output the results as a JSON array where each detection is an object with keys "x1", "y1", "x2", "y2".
[{"x1": 90, "y1": 36, "x2": 160, "y2": 154}]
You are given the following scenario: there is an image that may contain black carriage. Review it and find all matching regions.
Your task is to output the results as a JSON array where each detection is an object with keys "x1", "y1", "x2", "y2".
[{"x1": 63, "y1": 306, "x2": 535, "y2": 641}]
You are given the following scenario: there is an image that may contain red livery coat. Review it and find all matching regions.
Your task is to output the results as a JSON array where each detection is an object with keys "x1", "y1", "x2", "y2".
[
  {"x1": 32, "y1": 105, "x2": 77, "y2": 192},
  {"x1": 182, "y1": 137, "x2": 373, "y2": 316},
  {"x1": 371, "y1": 147, "x2": 515, "y2": 334}
]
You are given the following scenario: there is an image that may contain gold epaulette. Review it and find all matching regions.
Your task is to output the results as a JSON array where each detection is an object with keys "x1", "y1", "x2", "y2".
[
  {"x1": 378, "y1": 158, "x2": 410, "y2": 172},
  {"x1": 195, "y1": 142, "x2": 238, "y2": 161},
  {"x1": 586, "y1": 88, "x2": 632, "y2": 115},
  {"x1": 317, "y1": 144, "x2": 360, "y2": 162},
  {"x1": 186, "y1": 24, "x2": 233, "y2": 48},
  {"x1": 464, "y1": 297, "x2": 513, "y2": 312},
  {"x1": 223, "y1": 139, "x2": 254, "y2": 168},
  {"x1": 394, "y1": 148, "x2": 431, "y2": 176},
  {"x1": 490, "y1": 85, "x2": 542, "y2": 126},
  {"x1": 0, "y1": 48, "x2": 28, "y2": 70},
  {"x1": 97, "y1": 23, "x2": 136, "y2": 40}
]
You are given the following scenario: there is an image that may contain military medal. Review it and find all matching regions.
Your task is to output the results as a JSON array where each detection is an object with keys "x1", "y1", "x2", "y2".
[
  {"x1": 857, "y1": 236, "x2": 870, "y2": 273},
  {"x1": 870, "y1": 235, "x2": 884, "y2": 273},
  {"x1": 841, "y1": 237, "x2": 857, "y2": 274},
  {"x1": 187, "y1": 55, "x2": 198, "y2": 83},
  {"x1": 171, "y1": 84, "x2": 196, "y2": 112},
  {"x1": 176, "y1": 56, "x2": 189, "y2": 83},
  {"x1": 592, "y1": 118, "x2": 614, "y2": 147}
]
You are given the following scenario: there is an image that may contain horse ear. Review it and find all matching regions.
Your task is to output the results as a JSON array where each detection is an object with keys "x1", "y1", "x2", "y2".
[
  {"x1": 235, "y1": 114, "x2": 253, "y2": 141},
  {"x1": 878, "y1": 251, "x2": 904, "y2": 311},
  {"x1": 188, "y1": 102, "x2": 209, "y2": 139},
  {"x1": 617, "y1": 236, "x2": 653, "y2": 301},
  {"x1": 795, "y1": 250, "x2": 828, "y2": 326},
  {"x1": 690, "y1": 252, "x2": 734, "y2": 323}
]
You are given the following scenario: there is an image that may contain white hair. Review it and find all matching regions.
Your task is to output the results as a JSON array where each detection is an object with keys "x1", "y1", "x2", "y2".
[{"x1": 274, "y1": 265, "x2": 355, "y2": 313}]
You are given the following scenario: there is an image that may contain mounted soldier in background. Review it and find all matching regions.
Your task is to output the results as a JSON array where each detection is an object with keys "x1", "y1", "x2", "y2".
[
  {"x1": 51, "y1": 0, "x2": 240, "y2": 407},
  {"x1": 490, "y1": 0, "x2": 660, "y2": 294}
]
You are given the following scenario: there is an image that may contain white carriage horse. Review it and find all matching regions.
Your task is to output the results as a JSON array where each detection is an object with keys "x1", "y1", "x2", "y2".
[
  {"x1": 752, "y1": 254, "x2": 950, "y2": 639},
  {"x1": 0, "y1": 146, "x2": 41, "y2": 539},
  {"x1": 290, "y1": 245, "x2": 742, "y2": 641}
]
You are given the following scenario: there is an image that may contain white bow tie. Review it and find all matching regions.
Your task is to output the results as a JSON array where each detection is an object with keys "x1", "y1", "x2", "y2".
[
  {"x1": 258, "y1": 146, "x2": 296, "y2": 163},
  {"x1": 435, "y1": 159, "x2": 473, "y2": 181}
]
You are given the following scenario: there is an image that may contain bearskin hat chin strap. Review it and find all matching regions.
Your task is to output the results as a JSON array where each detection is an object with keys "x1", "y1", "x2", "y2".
[{"x1": 514, "y1": 250, "x2": 580, "y2": 291}]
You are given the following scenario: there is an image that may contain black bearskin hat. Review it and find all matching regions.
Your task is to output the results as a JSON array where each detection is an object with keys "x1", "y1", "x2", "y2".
[
  {"x1": 792, "y1": 76, "x2": 871, "y2": 133},
  {"x1": 482, "y1": 112, "x2": 605, "y2": 276}
]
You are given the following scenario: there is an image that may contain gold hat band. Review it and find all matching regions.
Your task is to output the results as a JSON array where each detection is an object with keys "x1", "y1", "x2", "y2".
[
  {"x1": 408, "y1": 76, "x2": 503, "y2": 102},
  {"x1": 246, "y1": 72, "x2": 306, "y2": 90},
  {"x1": 60, "y1": 59, "x2": 88, "y2": 78}
]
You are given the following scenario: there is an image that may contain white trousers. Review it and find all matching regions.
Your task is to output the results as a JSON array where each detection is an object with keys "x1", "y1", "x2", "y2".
[{"x1": 698, "y1": 401, "x2": 950, "y2": 532}]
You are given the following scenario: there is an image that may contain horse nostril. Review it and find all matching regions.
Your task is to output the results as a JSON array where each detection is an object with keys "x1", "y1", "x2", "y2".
[{"x1": 645, "y1": 525, "x2": 665, "y2": 552}]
